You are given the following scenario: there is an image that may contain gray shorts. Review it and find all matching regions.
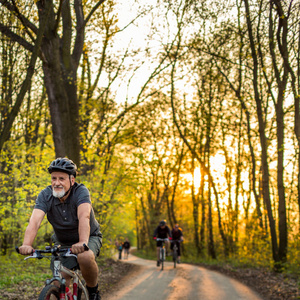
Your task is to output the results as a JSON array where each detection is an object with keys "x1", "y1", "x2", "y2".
[{"x1": 50, "y1": 235, "x2": 102, "y2": 271}]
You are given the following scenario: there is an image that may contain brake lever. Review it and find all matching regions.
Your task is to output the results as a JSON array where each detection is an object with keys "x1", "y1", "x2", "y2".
[
  {"x1": 24, "y1": 251, "x2": 40, "y2": 260},
  {"x1": 64, "y1": 249, "x2": 77, "y2": 258}
]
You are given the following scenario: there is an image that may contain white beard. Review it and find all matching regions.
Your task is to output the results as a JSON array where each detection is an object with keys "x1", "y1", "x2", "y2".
[{"x1": 53, "y1": 187, "x2": 66, "y2": 198}]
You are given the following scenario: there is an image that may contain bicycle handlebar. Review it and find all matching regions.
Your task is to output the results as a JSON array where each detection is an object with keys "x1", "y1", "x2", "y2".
[
  {"x1": 170, "y1": 239, "x2": 183, "y2": 243},
  {"x1": 156, "y1": 238, "x2": 170, "y2": 242},
  {"x1": 16, "y1": 243, "x2": 89, "y2": 260}
]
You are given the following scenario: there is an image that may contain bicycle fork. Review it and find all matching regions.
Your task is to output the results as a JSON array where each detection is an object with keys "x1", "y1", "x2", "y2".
[
  {"x1": 160, "y1": 247, "x2": 165, "y2": 260},
  {"x1": 53, "y1": 259, "x2": 76, "y2": 300}
]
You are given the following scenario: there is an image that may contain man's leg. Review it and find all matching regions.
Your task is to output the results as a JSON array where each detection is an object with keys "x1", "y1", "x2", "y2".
[
  {"x1": 61, "y1": 272, "x2": 72, "y2": 288},
  {"x1": 170, "y1": 241, "x2": 174, "y2": 253},
  {"x1": 177, "y1": 242, "x2": 181, "y2": 263},
  {"x1": 165, "y1": 240, "x2": 170, "y2": 255},
  {"x1": 156, "y1": 247, "x2": 161, "y2": 266},
  {"x1": 78, "y1": 250, "x2": 99, "y2": 287}
]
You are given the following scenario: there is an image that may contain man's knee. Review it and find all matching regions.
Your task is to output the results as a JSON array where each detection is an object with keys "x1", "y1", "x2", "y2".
[{"x1": 77, "y1": 250, "x2": 96, "y2": 265}]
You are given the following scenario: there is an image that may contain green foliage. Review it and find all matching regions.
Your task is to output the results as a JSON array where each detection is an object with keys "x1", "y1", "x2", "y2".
[
  {"x1": 0, "y1": 251, "x2": 51, "y2": 289},
  {"x1": 0, "y1": 139, "x2": 54, "y2": 252},
  {"x1": 284, "y1": 236, "x2": 300, "y2": 277}
]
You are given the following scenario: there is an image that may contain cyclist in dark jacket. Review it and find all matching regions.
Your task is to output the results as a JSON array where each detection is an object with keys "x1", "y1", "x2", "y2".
[
  {"x1": 171, "y1": 224, "x2": 184, "y2": 263},
  {"x1": 153, "y1": 220, "x2": 172, "y2": 266},
  {"x1": 123, "y1": 238, "x2": 131, "y2": 259}
]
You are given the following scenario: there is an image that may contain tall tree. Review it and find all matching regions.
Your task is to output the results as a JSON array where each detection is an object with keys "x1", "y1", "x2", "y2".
[{"x1": 0, "y1": 0, "x2": 107, "y2": 165}]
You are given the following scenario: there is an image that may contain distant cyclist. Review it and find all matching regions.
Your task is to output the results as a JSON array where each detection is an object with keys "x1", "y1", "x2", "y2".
[
  {"x1": 171, "y1": 224, "x2": 183, "y2": 263},
  {"x1": 118, "y1": 241, "x2": 123, "y2": 259},
  {"x1": 153, "y1": 220, "x2": 172, "y2": 267},
  {"x1": 123, "y1": 237, "x2": 131, "y2": 259}
]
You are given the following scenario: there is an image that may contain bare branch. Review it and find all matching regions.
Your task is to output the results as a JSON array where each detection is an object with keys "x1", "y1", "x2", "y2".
[
  {"x1": 84, "y1": 0, "x2": 107, "y2": 26},
  {"x1": 0, "y1": 0, "x2": 38, "y2": 35},
  {"x1": 72, "y1": 0, "x2": 85, "y2": 69},
  {"x1": 0, "y1": 23, "x2": 34, "y2": 52}
]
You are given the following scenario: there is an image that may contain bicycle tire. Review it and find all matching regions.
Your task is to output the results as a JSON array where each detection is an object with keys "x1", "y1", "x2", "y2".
[
  {"x1": 161, "y1": 247, "x2": 164, "y2": 271},
  {"x1": 38, "y1": 284, "x2": 60, "y2": 300},
  {"x1": 173, "y1": 245, "x2": 178, "y2": 268}
]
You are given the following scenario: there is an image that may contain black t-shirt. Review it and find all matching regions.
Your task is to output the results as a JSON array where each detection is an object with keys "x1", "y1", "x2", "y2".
[
  {"x1": 123, "y1": 241, "x2": 130, "y2": 249},
  {"x1": 34, "y1": 182, "x2": 102, "y2": 244},
  {"x1": 153, "y1": 225, "x2": 171, "y2": 238},
  {"x1": 171, "y1": 228, "x2": 183, "y2": 240}
]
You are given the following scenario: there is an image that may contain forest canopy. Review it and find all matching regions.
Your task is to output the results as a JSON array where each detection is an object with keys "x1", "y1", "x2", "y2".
[{"x1": 0, "y1": 0, "x2": 299, "y2": 273}]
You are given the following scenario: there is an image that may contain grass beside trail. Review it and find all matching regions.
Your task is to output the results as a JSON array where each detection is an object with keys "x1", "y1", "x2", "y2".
[{"x1": 0, "y1": 252, "x2": 52, "y2": 290}]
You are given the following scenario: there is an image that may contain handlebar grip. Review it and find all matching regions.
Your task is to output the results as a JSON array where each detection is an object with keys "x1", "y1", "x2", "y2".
[
  {"x1": 15, "y1": 246, "x2": 20, "y2": 253},
  {"x1": 83, "y1": 243, "x2": 89, "y2": 251}
]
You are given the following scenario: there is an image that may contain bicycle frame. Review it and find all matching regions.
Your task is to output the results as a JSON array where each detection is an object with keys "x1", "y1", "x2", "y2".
[{"x1": 50, "y1": 259, "x2": 89, "y2": 300}]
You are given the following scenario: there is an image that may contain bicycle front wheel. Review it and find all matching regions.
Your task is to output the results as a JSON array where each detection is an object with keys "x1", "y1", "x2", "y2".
[
  {"x1": 38, "y1": 284, "x2": 60, "y2": 300},
  {"x1": 173, "y1": 246, "x2": 178, "y2": 268},
  {"x1": 161, "y1": 248, "x2": 164, "y2": 271}
]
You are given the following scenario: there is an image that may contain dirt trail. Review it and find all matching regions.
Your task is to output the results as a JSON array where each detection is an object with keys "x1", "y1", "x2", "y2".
[{"x1": 103, "y1": 254, "x2": 263, "y2": 300}]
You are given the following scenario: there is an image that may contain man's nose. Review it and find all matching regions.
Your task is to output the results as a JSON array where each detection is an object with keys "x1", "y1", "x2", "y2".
[{"x1": 53, "y1": 179, "x2": 61, "y2": 185}]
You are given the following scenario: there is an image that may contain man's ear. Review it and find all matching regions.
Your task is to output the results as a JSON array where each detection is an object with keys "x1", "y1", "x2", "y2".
[{"x1": 71, "y1": 175, "x2": 75, "y2": 186}]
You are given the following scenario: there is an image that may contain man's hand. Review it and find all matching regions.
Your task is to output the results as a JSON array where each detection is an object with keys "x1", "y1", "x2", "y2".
[
  {"x1": 19, "y1": 245, "x2": 34, "y2": 255},
  {"x1": 71, "y1": 242, "x2": 87, "y2": 254}
]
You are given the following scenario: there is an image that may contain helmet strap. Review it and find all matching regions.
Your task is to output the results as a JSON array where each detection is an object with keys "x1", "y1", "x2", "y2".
[{"x1": 58, "y1": 175, "x2": 73, "y2": 200}]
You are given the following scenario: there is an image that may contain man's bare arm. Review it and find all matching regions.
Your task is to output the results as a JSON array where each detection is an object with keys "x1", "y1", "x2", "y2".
[
  {"x1": 72, "y1": 203, "x2": 91, "y2": 253},
  {"x1": 19, "y1": 209, "x2": 45, "y2": 255}
]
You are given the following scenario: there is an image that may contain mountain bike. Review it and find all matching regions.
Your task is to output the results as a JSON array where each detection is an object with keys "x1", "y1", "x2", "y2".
[
  {"x1": 156, "y1": 238, "x2": 169, "y2": 271},
  {"x1": 16, "y1": 244, "x2": 89, "y2": 300}
]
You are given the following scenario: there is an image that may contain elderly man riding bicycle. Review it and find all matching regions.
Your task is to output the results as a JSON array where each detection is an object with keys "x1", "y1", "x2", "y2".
[{"x1": 18, "y1": 157, "x2": 102, "y2": 300}]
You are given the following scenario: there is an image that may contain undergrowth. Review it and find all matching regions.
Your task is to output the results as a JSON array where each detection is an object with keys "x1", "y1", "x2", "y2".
[{"x1": 0, "y1": 251, "x2": 51, "y2": 290}]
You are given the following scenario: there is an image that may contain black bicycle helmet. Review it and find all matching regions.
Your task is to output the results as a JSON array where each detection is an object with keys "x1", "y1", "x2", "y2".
[
  {"x1": 48, "y1": 157, "x2": 77, "y2": 177},
  {"x1": 159, "y1": 220, "x2": 166, "y2": 226}
]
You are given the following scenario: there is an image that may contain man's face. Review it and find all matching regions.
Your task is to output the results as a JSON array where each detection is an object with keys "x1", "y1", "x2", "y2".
[{"x1": 51, "y1": 171, "x2": 74, "y2": 198}]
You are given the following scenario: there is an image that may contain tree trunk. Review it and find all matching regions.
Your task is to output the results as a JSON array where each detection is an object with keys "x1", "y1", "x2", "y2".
[
  {"x1": 207, "y1": 178, "x2": 216, "y2": 259},
  {"x1": 0, "y1": 0, "x2": 51, "y2": 152},
  {"x1": 199, "y1": 168, "x2": 206, "y2": 254},
  {"x1": 38, "y1": 0, "x2": 81, "y2": 164},
  {"x1": 191, "y1": 156, "x2": 201, "y2": 255},
  {"x1": 243, "y1": 0, "x2": 279, "y2": 264},
  {"x1": 268, "y1": 0, "x2": 289, "y2": 264}
]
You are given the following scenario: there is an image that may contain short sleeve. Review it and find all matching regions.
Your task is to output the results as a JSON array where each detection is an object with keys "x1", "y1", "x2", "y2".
[
  {"x1": 34, "y1": 190, "x2": 48, "y2": 213},
  {"x1": 75, "y1": 184, "x2": 91, "y2": 206}
]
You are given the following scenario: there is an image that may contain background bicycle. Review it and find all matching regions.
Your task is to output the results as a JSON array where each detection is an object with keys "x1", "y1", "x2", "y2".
[
  {"x1": 16, "y1": 244, "x2": 89, "y2": 300},
  {"x1": 170, "y1": 240, "x2": 182, "y2": 268}
]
